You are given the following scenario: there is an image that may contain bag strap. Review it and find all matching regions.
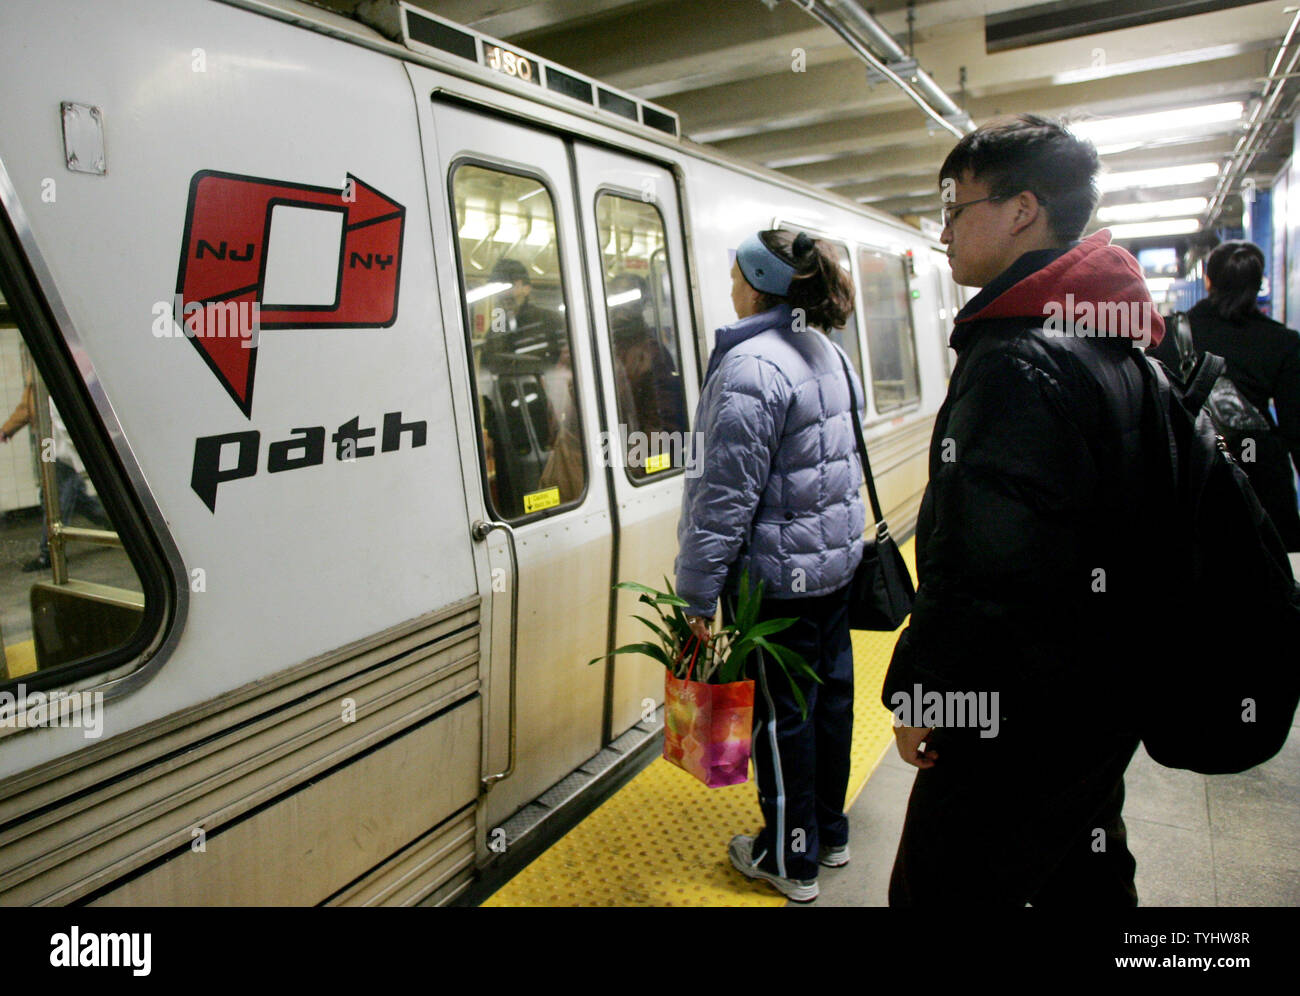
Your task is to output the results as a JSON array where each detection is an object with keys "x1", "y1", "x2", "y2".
[
  {"x1": 1170, "y1": 311, "x2": 1196, "y2": 380},
  {"x1": 1135, "y1": 351, "x2": 1180, "y2": 494},
  {"x1": 835, "y1": 348, "x2": 888, "y2": 537},
  {"x1": 1184, "y1": 351, "x2": 1226, "y2": 414}
]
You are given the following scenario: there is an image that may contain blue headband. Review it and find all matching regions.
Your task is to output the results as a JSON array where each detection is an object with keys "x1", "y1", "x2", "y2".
[{"x1": 736, "y1": 233, "x2": 796, "y2": 297}]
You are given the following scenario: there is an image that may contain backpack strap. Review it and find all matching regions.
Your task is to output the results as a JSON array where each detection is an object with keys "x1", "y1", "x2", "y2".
[
  {"x1": 1135, "y1": 351, "x2": 1179, "y2": 489},
  {"x1": 1183, "y1": 351, "x2": 1226, "y2": 414},
  {"x1": 1169, "y1": 311, "x2": 1196, "y2": 380}
]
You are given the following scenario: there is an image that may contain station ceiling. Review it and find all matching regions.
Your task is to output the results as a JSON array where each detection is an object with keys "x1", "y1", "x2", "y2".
[{"x1": 323, "y1": 0, "x2": 1298, "y2": 235}]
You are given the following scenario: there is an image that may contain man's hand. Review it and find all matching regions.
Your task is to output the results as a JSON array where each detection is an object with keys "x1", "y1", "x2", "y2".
[{"x1": 894, "y1": 725, "x2": 938, "y2": 769}]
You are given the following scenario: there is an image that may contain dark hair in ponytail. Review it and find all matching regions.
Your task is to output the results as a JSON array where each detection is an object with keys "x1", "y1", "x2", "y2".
[
  {"x1": 1205, "y1": 240, "x2": 1265, "y2": 321},
  {"x1": 753, "y1": 230, "x2": 855, "y2": 330}
]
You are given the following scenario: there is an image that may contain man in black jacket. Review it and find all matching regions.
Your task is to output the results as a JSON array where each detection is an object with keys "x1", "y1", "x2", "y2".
[{"x1": 883, "y1": 115, "x2": 1165, "y2": 906}]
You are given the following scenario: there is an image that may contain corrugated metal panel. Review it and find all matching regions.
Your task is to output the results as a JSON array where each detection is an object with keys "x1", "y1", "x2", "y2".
[
  {"x1": 0, "y1": 598, "x2": 481, "y2": 904},
  {"x1": 90, "y1": 705, "x2": 479, "y2": 906}
]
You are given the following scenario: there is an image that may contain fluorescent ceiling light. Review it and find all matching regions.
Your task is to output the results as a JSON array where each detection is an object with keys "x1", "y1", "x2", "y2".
[
  {"x1": 606, "y1": 288, "x2": 642, "y2": 307},
  {"x1": 466, "y1": 281, "x2": 511, "y2": 304},
  {"x1": 1145, "y1": 277, "x2": 1176, "y2": 293},
  {"x1": 1054, "y1": 45, "x2": 1249, "y2": 86},
  {"x1": 1071, "y1": 102, "x2": 1243, "y2": 147},
  {"x1": 1098, "y1": 197, "x2": 1209, "y2": 223},
  {"x1": 1107, "y1": 218, "x2": 1201, "y2": 239},
  {"x1": 764, "y1": 153, "x2": 840, "y2": 169},
  {"x1": 1099, "y1": 162, "x2": 1220, "y2": 192},
  {"x1": 1095, "y1": 142, "x2": 1143, "y2": 156}
]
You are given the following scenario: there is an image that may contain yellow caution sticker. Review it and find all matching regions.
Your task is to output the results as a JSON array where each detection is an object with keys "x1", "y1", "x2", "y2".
[
  {"x1": 522, "y1": 486, "x2": 561, "y2": 514},
  {"x1": 644, "y1": 452, "x2": 671, "y2": 474}
]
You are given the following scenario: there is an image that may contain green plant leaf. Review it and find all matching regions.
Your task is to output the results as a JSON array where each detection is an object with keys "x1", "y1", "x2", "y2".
[
  {"x1": 749, "y1": 640, "x2": 814, "y2": 720},
  {"x1": 786, "y1": 670, "x2": 809, "y2": 719},
  {"x1": 616, "y1": 581, "x2": 667, "y2": 598},
  {"x1": 742, "y1": 617, "x2": 801, "y2": 640},
  {"x1": 589, "y1": 641, "x2": 672, "y2": 670},
  {"x1": 735, "y1": 567, "x2": 759, "y2": 634},
  {"x1": 632, "y1": 613, "x2": 676, "y2": 648},
  {"x1": 755, "y1": 638, "x2": 821, "y2": 685}
]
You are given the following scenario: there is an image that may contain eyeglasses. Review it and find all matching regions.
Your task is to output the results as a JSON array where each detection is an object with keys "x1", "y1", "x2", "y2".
[
  {"x1": 942, "y1": 192, "x2": 1048, "y2": 228},
  {"x1": 941, "y1": 196, "x2": 997, "y2": 228}
]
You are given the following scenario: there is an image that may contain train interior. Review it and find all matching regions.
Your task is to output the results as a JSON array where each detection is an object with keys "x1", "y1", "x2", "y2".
[{"x1": 0, "y1": 284, "x2": 145, "y2": 686}]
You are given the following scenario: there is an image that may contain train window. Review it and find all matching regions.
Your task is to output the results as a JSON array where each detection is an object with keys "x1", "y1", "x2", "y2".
[
  {"x1": 0, "y1": 292, "x2": 150, "y2": 690},
  {"x1": 858, "y1": 248, "x2": 920, "y2": 411},
  {"x1": 595, "y1": 194, "x2": 688, "y2": 482},
  {"x1": 451, "y1": 164, "x2": 588, "y2": 520},
  {"x1": 776, "y1": 227, "x2": 865, "y2": 387}
]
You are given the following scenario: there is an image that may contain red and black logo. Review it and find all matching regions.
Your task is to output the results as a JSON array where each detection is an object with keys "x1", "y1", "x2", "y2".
[{"x1": 174, "y1": 170, "x2": 405, "y2": 416}]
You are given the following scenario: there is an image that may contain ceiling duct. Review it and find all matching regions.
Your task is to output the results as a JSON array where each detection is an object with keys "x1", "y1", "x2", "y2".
[
  {"x1": 986, "y1": 0, "x2": 1263, "y2": 54},
  {"x1": 785, "y1": 0, "x2": 973, "y2": 138},
  {"x1": 1204, "y1": 8, "x2": 1300, "y2": 228}
]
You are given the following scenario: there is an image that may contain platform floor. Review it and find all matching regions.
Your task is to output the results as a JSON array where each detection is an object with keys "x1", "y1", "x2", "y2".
[
  {"x1": 479, "y1": 544, "x2": 1300, "y2": 907},
  {"x1": 814, "y1": 710, "x2": 1300, "y2": 907},
  {"x1": 480, "y1": 542, "x2": 915, "y2": 907}
]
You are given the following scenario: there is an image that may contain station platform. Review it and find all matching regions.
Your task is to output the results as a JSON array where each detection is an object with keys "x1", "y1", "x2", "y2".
[{"x1": 477, "y1": 544, "x2": 1300, "y2": 907}]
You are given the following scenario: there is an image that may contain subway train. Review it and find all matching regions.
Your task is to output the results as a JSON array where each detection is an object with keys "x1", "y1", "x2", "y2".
[{"x1": 0, "y1": 0, "x2": 963, "y2": 904}]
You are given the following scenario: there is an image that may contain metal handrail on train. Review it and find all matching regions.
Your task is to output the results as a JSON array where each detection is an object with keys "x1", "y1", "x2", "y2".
[
  {"x1": 30, "y1": 373, "x2": 123, "y2": 587},
  {"x1": 472, "y1": 518, "x2": 520, "y2": 791}
]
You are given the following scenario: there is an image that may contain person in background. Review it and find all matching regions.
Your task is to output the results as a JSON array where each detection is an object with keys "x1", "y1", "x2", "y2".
[
  {"x1": 675, "y1": 229, "x2": 864, "y2": 903},
  {"x1": 0, "y1": 376, "x2": 111, "y2": 572},
  {"x1": 607, "y1": 272, "x2": 686, "y2": 452},
  {"x1": 1150, "y1": 240, "x2": 1300, "y2": 550},
  {"x1": 485, "y1": 257, "x2": 565, "y2": 362}
]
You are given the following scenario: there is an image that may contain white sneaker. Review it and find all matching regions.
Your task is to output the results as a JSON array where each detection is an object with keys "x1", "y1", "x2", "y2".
[
  {"x1": 819, "y1": 843, "x2": 850, "y2": 868},
  {"x1": 728, "y1": 835, "x2": 819, "y2": 902}
]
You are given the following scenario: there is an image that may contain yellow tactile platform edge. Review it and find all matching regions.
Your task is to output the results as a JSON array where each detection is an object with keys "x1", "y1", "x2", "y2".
[{"x1": 482, "y1": 539, "x2": 916, "y2": 907}]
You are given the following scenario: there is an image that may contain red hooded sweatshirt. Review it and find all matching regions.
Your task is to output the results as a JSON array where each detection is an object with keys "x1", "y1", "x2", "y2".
[{"x1": 956, "y1": 229, "x2": 1166, "y2": 349}]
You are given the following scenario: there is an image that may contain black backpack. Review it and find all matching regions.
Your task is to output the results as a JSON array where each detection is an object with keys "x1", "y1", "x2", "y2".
[
  {"x1": 1135, "y1": 350, "x2": 1300, "y2": 774},
  {"x1": 1166, "y1": 311, "x2": 1274, "y2": 455}
]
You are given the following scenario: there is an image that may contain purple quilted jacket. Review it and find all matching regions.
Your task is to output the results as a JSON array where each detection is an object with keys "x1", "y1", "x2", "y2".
[{"x1": 675, "y1": 302, "x2": 867, "y2": 618}]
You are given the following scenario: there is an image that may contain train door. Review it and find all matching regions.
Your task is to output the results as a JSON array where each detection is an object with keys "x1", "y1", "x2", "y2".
[
  {"x1": 423, "y1": 100, "x2": 615, "y2": 826},
  {"x1": 571, "y1": 143, "x2": 699, "y2": 739}
]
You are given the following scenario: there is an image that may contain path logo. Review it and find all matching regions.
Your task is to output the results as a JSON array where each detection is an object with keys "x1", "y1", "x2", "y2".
[{"x1": 175, "y1": 170, "x2": 406, "y2": 417}]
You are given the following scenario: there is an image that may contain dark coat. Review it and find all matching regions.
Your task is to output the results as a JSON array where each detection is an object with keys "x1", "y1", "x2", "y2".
[
  {"x1": 882, "y1": 232, "x2": 1160, "y2": 733},
  {"x1": 1150, "y1": 297, "x2": 1300, "y2": 549}
]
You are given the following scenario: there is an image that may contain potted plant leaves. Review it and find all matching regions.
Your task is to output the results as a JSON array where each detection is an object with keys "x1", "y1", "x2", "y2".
[{"x1": 590, "y1": 568, "x2": 819, "y2": 787}]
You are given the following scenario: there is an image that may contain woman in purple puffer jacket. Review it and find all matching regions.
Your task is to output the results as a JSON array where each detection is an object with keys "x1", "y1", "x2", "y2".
[{"x1": 675, "y1": 229, "x2": 865, "y2": 903}]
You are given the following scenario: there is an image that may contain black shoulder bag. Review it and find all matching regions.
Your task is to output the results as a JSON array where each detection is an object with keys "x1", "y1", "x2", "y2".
[{"x1": 837, "y1": 351, "x2": 916, "y2": 630}]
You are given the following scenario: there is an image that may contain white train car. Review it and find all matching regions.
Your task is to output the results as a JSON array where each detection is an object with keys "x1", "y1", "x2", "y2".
[{"x1": 0, "y1": 0, "x2": 957, "y2": 904}]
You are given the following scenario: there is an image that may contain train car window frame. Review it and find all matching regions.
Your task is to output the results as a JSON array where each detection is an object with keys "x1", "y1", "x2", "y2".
[
  {"x1": 0, "y1": 199, "x2": 174, "y2": 702},
  {"x1": 446, "y1": 157, "x2": 591, "y2": 525},
  {"x1": 930, "y1": 256, "x2": 958, "y2": 379},
  {"x1": 855, "y1": 242, "x2": 922, "y2": 416},
  {"x1": 592, "y1": 185, "x2": 690, "y2": 487}
]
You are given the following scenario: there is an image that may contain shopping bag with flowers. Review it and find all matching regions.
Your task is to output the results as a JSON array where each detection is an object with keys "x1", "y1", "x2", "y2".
[{"x1": 591, "y1": 569, "x2": 818, "y2": 788}]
